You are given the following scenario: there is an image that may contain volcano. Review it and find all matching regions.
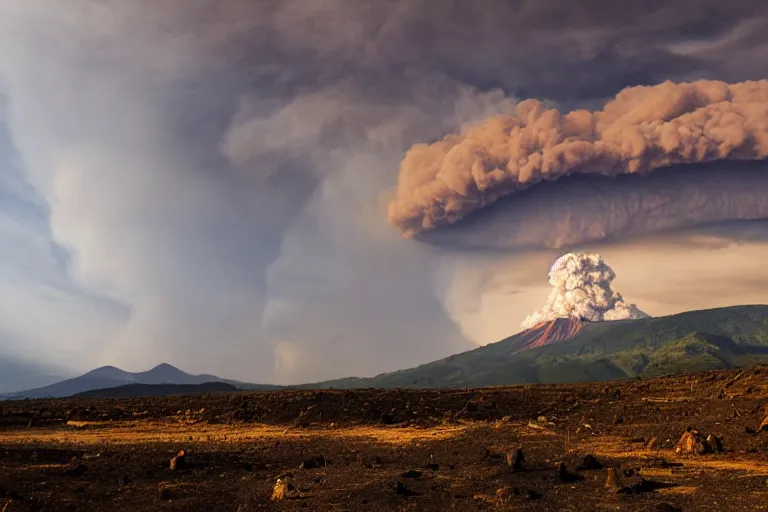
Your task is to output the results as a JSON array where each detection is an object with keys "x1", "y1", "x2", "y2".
[
  {"x1": 306, "y1": 305, "x2": 768, "y2": 388},
  {"x1": 504, "y1": 317, "x2": 585, "y2": 353}
]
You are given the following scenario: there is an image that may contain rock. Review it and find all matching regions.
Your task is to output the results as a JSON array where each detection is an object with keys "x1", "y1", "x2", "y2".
[
  {"x1": 396, "y1": 482, "x2": 420, "y2": 496},
  {"x1": 675, "y1": 430, "x2": 711, "y2": 455},
  {"x1": 159, "y1": 487, "x2": 171, "y2": 501},
  {"x1": 423, "y1": 463, "x2": 439, "y2": 471},
  {"x1": 506, "y1": 448, "x2": 526, "y2": 472},
  {"x1": 555, "y1": 462, "x2": 582, "y2": 483},
  {"x1": 605, "y1": 468, "x2": 622, "y2": 490},
  {"x1": 706, "y1": 435, "x2": 723, "y2": 453},
  {"x1": 646, "y1": 437, "x2": 658, "y2": 449},
  {"x1": 654, "y1": 504, "x2": 683, "y2": 512},
  {"x1": 299, "y1": 455, "x2": 326, "y2": 469},
  {"x1": 612, "y1": 414, "x2": 623, "y2": 425},
  {"x1": 401, "y1": 470, "x2": 422, "y2": 479},
  {"x1": 271, "y1": 477, "x2": 299, "y2": 500},
  {"x1": 117, "y1": 476, "x2": 131, "y2": 487},
  {"x1": 577, "y1": 454, "x2": 603, "y2": 471},
  {"x1": 169, "y1": 450, "x2": 187, "y2": 471}
]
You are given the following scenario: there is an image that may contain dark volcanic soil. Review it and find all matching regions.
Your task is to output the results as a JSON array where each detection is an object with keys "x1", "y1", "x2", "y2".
[{"x1": 1, "y1": 366, "x2": 767, "y2": 511}]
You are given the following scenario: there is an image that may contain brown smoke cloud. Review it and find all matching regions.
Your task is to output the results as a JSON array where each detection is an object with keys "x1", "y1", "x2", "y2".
[{"x1": 388, "y1": 79, "x2": 768, "y2": 236}]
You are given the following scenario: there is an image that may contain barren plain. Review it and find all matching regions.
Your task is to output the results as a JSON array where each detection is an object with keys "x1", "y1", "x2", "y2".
[{"x1": 1, "y1": 366, "x2": 767, "y2": 511}]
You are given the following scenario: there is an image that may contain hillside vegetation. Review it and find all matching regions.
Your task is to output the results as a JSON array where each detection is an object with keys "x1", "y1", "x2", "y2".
[{"x1": 310, "y1": 305, "x2": 768, "y2": 388}]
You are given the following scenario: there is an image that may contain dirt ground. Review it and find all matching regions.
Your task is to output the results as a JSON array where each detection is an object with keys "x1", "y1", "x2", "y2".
[{"x1": 1, "y1": 366, "x2": 767, "y2": 511}]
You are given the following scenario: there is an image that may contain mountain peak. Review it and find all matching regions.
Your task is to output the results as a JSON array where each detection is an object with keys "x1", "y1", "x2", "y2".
[
  {"x1": 150, "y1": 363, "x2": 180, "y2": 372},
  {"x1": 83, "y1": 365, "x2": 131, "y2": 379},
  {"x1": 507, "y1": 317, "x2": 585, "y2": 353}
]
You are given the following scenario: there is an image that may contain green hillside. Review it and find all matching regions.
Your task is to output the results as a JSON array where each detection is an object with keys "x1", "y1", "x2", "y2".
[{"x1": 308, "y1": 305, "x2": 768, "y2": 389}]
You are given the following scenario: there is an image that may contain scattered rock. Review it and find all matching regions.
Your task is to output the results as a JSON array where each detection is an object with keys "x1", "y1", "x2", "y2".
[
  {"x1": 555, "y1": 462, "x2": 583, "y2": 483},
  {"x1": 299, "y1": 455, "x2": 326, "y2": 470},
  {"x1": 506, "y1": 448, "x2": 526, "y2": 472},
  {"x1": 577, "y1": 454, "x2": 603, "y2": 471},
  {"x1": 706, "y1": 434, "x2": 723, "y2": 453},
  {"x1": 271, "y1": 477, "x2": 300, "y2": 500},
  {"x1": 169, "y1": 450, "x2": 187, "y2": 471},
  {"x1": 401, "y1": 470, "x2": 422, "y2": 479},
  {"x1": 396, "y1": 482, "x2": 421, "y2": 497},
  {"x1": 675, "y1": 430, "x2": 711, "y2": 455}
]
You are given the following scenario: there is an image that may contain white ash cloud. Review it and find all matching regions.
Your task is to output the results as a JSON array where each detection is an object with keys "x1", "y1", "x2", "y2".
[
  {"x1": 521, "y1": 252, "x2": 649, "y2": 328},
  {"x1": 389, "y1": 79, "x2": 768, "y2": 237}
]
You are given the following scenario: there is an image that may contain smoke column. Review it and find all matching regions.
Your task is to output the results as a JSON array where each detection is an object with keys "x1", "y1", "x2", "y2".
[
  {"x1": 521, "y1": 253, "x2": 649, "y2": 329},
  {"x1": 389, "y1": 79, "x2": 768, "y2": 236}
]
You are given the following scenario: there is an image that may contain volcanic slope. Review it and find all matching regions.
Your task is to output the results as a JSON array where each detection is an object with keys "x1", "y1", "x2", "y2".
[{"x1": 311, "y1": 305, "x2": 768, "y2": 389}]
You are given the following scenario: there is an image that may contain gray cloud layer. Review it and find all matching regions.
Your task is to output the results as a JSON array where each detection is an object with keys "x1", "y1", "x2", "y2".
[
  {"x1": 0, "y1": 1, "x2": 767, "y2": 383},
  {"x1": 418, "y1": 161, "x2": 768, "y2": 250}
]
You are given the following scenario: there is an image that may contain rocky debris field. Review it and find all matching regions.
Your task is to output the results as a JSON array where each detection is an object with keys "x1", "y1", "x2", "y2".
[{"x1": 0, "y1": 365, "x2": 767, "y2": 511}]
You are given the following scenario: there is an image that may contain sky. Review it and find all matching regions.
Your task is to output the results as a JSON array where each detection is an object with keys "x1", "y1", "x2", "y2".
[{"x1": 1, "y1": 0, "x2": 768, "y2": 389}]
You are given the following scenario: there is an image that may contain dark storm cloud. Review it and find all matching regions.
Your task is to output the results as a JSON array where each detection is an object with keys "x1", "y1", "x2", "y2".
[{"x1": 0, "y1": 0, "x2": 766, "y2": 382}]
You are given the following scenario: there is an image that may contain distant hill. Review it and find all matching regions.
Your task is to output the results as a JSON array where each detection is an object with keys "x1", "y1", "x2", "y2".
[
  {"x1": 73, "y1": 381, "x2": 238, "y2": 399},
  {"x1": 306, "y1": 305, "x2": 768, "y2": 389},
  {"x1": 3, "y1": 363, "x2": 280, "y2": 399}
]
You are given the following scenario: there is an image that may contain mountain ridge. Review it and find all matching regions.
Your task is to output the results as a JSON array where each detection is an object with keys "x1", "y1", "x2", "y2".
[
  {"x1": 1, "y1": 363, "x2": 278, "y2": 399},
  {"x1": 303, "y1": 304, "x2": 768, "y2": 389}
]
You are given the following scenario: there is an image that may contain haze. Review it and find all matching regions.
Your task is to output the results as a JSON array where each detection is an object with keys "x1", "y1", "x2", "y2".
[{"x1": 1, "y1": 0, "x2": 768, "y2": 389}]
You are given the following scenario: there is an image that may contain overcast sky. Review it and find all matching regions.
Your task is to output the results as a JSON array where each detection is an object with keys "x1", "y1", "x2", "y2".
[{"x1": 1, "y1": 0, "x2": 768, "y2": 387}]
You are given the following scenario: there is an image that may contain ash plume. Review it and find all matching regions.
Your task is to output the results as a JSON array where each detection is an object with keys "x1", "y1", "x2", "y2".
[
  {"x1": 389, "y1": 79, "x2": 768, "y2": 236},
  {"x1": 521, "y1": 253, "x2": 649, "y2": 329}
]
